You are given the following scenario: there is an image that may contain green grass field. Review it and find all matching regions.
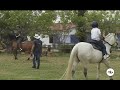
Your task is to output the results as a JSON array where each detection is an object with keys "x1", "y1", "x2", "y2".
[{"x1": 0, "y1": 51, "x2": 120, "y2": 80}]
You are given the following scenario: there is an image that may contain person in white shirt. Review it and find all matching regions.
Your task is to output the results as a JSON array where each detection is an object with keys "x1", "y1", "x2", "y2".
[{"x1": 91, "y1": 21, "x2": 109, "y2": 59}]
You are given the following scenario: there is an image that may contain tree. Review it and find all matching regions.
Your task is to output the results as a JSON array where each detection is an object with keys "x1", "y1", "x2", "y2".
[
  {"x1": 74, "y1": 10, "x2": 87, "y2": 42},
  {"x1": 0, "y1": 10, "x2": 120, "y2": 50},
  {"x1": 0, "y1": 10, "x2": 56, "y2": 49}
]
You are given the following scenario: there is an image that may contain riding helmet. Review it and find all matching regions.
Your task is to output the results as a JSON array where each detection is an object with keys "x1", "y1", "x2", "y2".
[{"x1": 91, "y1": 21, "x2": 98, "y2": 28}]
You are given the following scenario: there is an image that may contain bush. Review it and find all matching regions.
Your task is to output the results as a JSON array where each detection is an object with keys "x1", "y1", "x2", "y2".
[{"x1": 58, "y1": 44, "x2": 74, "y2": 53}]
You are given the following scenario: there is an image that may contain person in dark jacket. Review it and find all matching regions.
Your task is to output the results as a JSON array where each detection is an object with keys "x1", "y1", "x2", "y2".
[
  {"x1": 14, "y1": 31, "x2": 23, "y2": 51},
  {"x1": 31, "y1": 34, "x2": 42, "y2": 69}
]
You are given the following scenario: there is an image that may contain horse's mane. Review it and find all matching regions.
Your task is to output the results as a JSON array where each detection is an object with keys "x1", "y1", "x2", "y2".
[
  {"x1": 105, "y1": 33, "x2": 114, "y2": 39},
  {"x1": 105, "y1": 33, "x2": 111, "y2": 38},
  {"x1": 105, "y1": 33, "x2": 115, "y2": 42}
]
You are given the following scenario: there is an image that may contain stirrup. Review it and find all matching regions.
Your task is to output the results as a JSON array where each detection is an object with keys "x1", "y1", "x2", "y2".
[{"x1": 103, "y1": 54, "x2": 109, "y2": 60}]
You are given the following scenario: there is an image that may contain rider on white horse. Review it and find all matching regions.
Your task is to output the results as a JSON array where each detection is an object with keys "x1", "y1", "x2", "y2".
[{"x1": 91, "y1": 21, "x2": 109, "y2": 59}]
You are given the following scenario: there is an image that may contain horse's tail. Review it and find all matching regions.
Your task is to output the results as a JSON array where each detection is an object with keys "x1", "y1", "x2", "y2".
[
  {"x1": 59, "y1": 67, "x2": 68, "y2": 80},
  {"x1": 60, "y1": 44, "x2": 78, "y2": 80}
]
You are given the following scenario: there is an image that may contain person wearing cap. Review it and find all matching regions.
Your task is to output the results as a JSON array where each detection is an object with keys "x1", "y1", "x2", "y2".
[
  {"x1": 31, "y1": 34, "x2": 42, "y2": 69},
  {"x1": 91, "y1": 21, "x2": 109, "y2": 59}
]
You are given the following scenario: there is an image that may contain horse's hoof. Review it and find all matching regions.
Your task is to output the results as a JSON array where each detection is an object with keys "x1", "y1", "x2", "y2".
[
  {"x1": 15, "y1": 57, "x2": 18, "y2": 60},
  {"x1": 110, "y1": 79, "x2": 113, "y2": 80},
  {"x1": 96, "y1": 78, "x2": 99, "y2": 80}
]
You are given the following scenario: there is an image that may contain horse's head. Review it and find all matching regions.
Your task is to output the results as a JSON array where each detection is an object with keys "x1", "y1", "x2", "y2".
[{"x1": 105, "y1": 33, "x2": 118, "y2": 46}]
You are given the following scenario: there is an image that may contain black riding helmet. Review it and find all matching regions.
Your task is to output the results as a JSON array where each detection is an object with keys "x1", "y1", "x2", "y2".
[{"x1": 91, "y1": 21, "x2": 98, "y2": 28}]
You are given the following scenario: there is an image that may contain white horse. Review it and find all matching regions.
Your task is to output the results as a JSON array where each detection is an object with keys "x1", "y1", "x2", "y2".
[{"x1": 61, "y1": 33, "x2": 118, "y2": 80}]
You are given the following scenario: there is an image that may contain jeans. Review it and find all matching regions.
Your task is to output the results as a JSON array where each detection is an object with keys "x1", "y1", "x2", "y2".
[{"x1": 33, "y1": 52, "x2": 41, "y2": 69}]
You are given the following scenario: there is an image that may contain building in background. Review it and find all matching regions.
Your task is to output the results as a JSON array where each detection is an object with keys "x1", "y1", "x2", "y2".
[{"x1": 49, "y1": 22, "x2": 79, "y2": 48}]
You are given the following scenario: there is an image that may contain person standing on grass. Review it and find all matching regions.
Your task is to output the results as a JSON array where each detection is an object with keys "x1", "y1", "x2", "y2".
[{"x1": 31, "y1": 34, "x2": 42, "y2": 69}]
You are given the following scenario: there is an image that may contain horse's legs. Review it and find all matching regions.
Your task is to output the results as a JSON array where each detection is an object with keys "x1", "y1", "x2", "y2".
[
  {"x1": 27, "y1": 53, "x2": 33, "y2": 60},
  {"x1": 72, "y1": 58, "x2": 80, "y2": 79},
  {"x1": 96, "y1": 63, "x2": 101, "y2": 80},
  {"x1": 27, "y1": 57, "x2": 30, "y2": 60},
  {"x1": 103, "y1": 60, "x2": 110, "y2": 68},
  {"x1": 103, "y1": 60, "x2": 113, "y2": 80},
  {"x1": 83, "y1": 66, "x2": 88, "y2": 80},
  {"x1": 15, "y1": 51, "x2": 18, "y2": 60},
  {"x1": 13, "y1": 49, "x2": 18, "y2": 60}
]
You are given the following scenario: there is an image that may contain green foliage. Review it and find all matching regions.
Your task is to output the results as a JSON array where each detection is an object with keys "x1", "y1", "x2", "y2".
[
  {"x1": 0, "y1": 10, "x2": 56, "y2": 37},
  {"x1": 58, "y1": 10, "x2": 120, "y2": 35},
  {"x1": 0, "y1": 10, "x2": 120, "y2": 41},
  {"x1": 74, "y1": 11, "x2": 87, "y2": 41},
  {"x1": 58, "y1": 44, "x2": 74, "y2": 53}
]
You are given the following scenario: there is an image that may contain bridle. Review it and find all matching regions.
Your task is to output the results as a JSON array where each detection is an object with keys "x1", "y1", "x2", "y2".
[
  {"x1": 103, "y1": 40, "x2": 114, "y2": 47},
  {"x1": 103, "y1": 34, "x2": 118, "y2": 47}
]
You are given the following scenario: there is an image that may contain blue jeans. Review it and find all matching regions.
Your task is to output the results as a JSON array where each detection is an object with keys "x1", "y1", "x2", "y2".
[
  {"x1": 33, "y1": 52, "x2": 41, "y2": 69},
  {"x1": 91, "y1": 40, "x2": 107, "y2": 56}
]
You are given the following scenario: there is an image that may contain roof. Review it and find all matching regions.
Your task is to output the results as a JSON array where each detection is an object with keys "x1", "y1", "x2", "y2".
[
  {"x1": 116, "y1": 31, "x2": 120, "y2": 33},
  {"x1": 50, "y1": 22, "x2": 77, "y2": 31}
]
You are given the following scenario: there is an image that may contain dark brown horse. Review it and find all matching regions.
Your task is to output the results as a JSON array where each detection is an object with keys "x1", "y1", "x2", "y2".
[{"x1": 12, "y1": 40, "x2": 33, "y2": 60}]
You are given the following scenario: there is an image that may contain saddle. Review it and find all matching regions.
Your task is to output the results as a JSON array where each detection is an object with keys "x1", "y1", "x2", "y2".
[{"x1": 88, "y1": 40, "x2": 102, "y2": 52}]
